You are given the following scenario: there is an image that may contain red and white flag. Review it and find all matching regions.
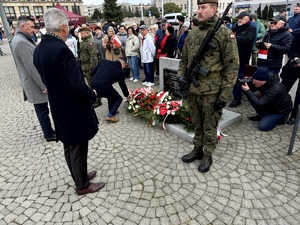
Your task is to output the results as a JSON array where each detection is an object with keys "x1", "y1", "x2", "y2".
[
  {"x1": 258, "y1": 49, "x2": 268, "y2": 60},
  {"x1": 113, "y1": 36, "x2": 122, "y2": 48}
]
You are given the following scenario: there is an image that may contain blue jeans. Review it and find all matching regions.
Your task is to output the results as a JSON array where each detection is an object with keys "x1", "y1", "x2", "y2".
[
  {"x1": 143, "y1": 62, "x2": 154, "y2": 83},
  {"x1": 258, "y1": 113, "x2": 288, "y2": 131},
  {"x1": 127, "y1": 56, "x2": 140, "y2": 79},
  {"x1": 33, "y1": 102, "x2": 55, "y2": 138}
]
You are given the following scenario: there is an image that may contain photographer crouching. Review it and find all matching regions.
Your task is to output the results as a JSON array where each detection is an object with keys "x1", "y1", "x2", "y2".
[{"x1": 241, "y1": 67, "x2": 292, "y2": 131}]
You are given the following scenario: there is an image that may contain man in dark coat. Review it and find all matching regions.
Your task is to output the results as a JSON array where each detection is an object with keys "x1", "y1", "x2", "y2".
[
  {"x1": 241, "y1": 67, "x2": 292, "y2": 131},
  {"x1": 90, "y1": 58, "x2": 129, "y2": 123},
  {"x1": 257, "y1": 15, "x2": 292, "y2": 75},
  {"x1": 229, "y1": 11, "x2": 256, "y2": 107},
  {"x1": 33, "y1": 8, "x2": 105, "y2": 195}
]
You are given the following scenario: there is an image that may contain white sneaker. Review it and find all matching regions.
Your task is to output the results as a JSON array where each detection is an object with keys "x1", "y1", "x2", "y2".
[
  {"x1": 142, "y1": 81, "x2": 149, "y2": 85},
  {"x1": 146, "y1": 82, "x2": 154, "y2": 87},
  {"x1": 133, "y1": 79, "x2": 139, "y2": 82},
  {"x1": 129, "y1": 77, "x2": 134, "y2": 81}
]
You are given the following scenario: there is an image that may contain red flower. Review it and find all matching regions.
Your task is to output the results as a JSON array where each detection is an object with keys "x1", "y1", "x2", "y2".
[
  {"x1": 147, "y1": 99, "x2": 151, "y2": 103},
  {"x1": 170, "y1": 102, "x2": 179, "y2": 107},
  {"x1": 147, "y1": 106, "x2": 151, "y2": 110},
  {"x1": 150, "y1": 94, "x2": 155, "y2": 99},
  {"x1": 186, "y1": 117, "x2": 192, "y2": 122},
  {"x1": 160, "y1": 107, "x2": 168, "y2": 116}
]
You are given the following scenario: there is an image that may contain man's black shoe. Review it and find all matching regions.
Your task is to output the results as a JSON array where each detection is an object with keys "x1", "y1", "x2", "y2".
[
  {"x1": 286, "y1": 117, "x2": 295, "y2": 125},
  {"x1": 249, "y1": 114, "x2": 263, "y2": 121},
  {"x1": 198, "y1": 155, "x2": 213, "y2": 173},
  {"x1": 46, "y1": 133, "x2": 56, "y2": 142},
  {"x1": 182, "y1": 146, "x2": 203, "y2": 163},
  {"x1": 228, "y1": 100, "x2": 241, "y2": 108}
]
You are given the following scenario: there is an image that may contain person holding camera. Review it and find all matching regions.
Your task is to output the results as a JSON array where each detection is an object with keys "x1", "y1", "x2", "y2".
[
  {"x1": 280, "y1": 32, "x2": 300, "y2": 125},
  {"x1": 256, "y1": 15, "x2": 292, "y2": 75},
  {"x1": 241, "y1": 67, "x2": 292, "y2": 131}
]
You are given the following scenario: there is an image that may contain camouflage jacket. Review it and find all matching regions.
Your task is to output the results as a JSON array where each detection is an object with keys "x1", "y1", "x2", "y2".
[
  {"x1": 178, "y1": 15, "x2": 239, "y2": 102},
  {"x1": 80, "y1": 35, "x2": 97, "y2": 71}
]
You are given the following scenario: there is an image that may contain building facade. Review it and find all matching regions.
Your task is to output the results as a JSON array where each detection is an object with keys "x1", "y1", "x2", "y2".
[
  {"x1": 233, "y1": 0, "x2": 299, "y2": 17},
  {"x1": 1, "y1": 0, "x2": 84, "y2": 26}
]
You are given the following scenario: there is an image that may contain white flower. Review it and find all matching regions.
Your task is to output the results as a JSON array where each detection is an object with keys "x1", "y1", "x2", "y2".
[
  {"x1": 129, "y1": 101, "x2": 133, "y2": 105},
  {"x1": 167, "y1": 110, "x2": 171, "y2": 114},
  {"x1": 156, "y1": 109, "x2": 160, "y2": 115},
  {"x1": 168, "y1": 96, "x2": 172, "y2": 100},
  {"x1": 128, "y1": 105, "x2": 132, "y2": 110},
  {"x1": 133, "y1": 100, "x2": 136, "y2": 103},
  {"x1": 135, "y1": 105, "x2": 140, "y2": 108},
  {"x1": 166, "y1": 105, "x2": 170, "y2": 109}
]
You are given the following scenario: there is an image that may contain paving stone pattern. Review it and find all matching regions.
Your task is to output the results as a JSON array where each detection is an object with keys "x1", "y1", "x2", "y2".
[{"x1": 0, "y1": 40, "x2": 300, "y2": 225}]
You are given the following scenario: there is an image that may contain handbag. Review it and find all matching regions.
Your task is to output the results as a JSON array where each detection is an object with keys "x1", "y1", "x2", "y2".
[{"x1": 113, "y1": 49, "x2": 120, "y2": 55}]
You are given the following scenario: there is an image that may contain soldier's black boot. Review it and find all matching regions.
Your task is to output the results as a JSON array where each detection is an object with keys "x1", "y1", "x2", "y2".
[
  {"x1": 198, "y1": 155, "x2": 213, "y2": 173},
  {"x1": 181, "y1": 146, "x2": 203, "y2": 163}
]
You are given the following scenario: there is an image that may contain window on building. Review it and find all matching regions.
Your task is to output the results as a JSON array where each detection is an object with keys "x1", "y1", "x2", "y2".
[
  {"x1": 46, "y1": 6, "x2": 54, "y2": 9},
  {"x1": 33, "y1": 6, "x2": 43, "y2": 19},
  {"x1": 4, "y1": 6, "x2": 16, "y2": 20},
  {"x1": 19, "y1": 6, "x2": 30, "y2": 16},
  {"x1": 63, "y1": 6, "x2": 69, "y2": 11},
  {"x1": 72, "y1": 5, "x2": 81, "y2": 15}
]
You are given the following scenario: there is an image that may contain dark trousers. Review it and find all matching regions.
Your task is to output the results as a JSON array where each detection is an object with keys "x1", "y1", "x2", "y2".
[
  {"x1": 143, "y1": 62, "x2": 154, "y2": 83},
  {"x1": 232, "y1": 64, "x2": 246, "y2": 102},
  {"x1": 100, "y1": 87, "x2": 123, "y2": 118},
  {"x1": 64, "y1": 142, "x2": 89, "y2": 190},
  {"x1": 33, "y1": 103, "x2": 54, "y2": 138},
  {"x1": 280, "y1": 63, "x2": 300, "y2": 118}
]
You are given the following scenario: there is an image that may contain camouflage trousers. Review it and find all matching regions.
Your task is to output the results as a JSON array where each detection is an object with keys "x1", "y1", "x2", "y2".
[{"x1": 188, "y1": 93, "x2": 222, "y2": 156}]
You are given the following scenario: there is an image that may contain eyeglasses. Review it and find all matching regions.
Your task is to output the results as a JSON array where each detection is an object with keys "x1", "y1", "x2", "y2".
[{"x1": 270, "y1": 21, "x2": 277, "y2": 25}]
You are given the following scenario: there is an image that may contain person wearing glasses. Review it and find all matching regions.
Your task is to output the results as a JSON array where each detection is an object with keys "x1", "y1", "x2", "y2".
[
  {"x1": 256, "y1": 15, "x2": 292, "y2": 75},
  {"x1": 12, "y1": 16, "x2": 56, "y2": 142}
]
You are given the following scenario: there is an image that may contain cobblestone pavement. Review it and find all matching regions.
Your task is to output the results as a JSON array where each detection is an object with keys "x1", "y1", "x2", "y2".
[{"x1": 1, "y1": 40, "x2": 300, "y2": 225}]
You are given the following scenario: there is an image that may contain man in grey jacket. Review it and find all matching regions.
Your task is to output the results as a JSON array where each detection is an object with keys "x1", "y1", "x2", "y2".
[{"x1": 12, "y1": 16, "x2": 56, "y2": 142}]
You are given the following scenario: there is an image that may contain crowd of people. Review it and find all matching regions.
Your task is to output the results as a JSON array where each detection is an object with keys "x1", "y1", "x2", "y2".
[{"x1": 8, "y1": 0, "x2": 300, "y2": 195}]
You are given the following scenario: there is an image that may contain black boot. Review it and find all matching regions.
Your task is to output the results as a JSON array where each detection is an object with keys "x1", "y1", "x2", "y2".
[
  {"x1": 181, "y1": 146, "x2": 203, "y2": 163},
  {"x1": 198, "y1": 155, "x2": 213, "y2": 173}
]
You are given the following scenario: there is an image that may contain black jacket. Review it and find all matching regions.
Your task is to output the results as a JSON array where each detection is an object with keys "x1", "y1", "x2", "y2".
[
  {"x1": 232, "y1": 22, "x2": 256, "y2": 65},
  {"x1": 258, "y1": 25, "x2": 292, "y2": 69},
  {"x1": 161, "y1": 34, "x2": 177, "y2": 58},
  {"x1": 34, "y1": 34, "x2": 98, "y2": 145},
  {"x1": 244, "y1": 74, "x2": 292, "y2": 115},
  {"x1": 90, "y1": 59, "x2": 129, "y2": 97}
]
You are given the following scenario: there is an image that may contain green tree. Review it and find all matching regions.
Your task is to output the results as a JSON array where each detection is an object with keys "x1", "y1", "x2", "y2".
[
  {"x1": 103, "y1": 0, "x2": 123, "y2": 24},
  {"x1": 163, "y1": 3, "x2": 181, "y2": 15},
  {"x1": 147, "y1": 6, "x2": 160, "y2": 18},
  {"x1": 262, "y1": 5, "x2": 268, "y2": 20},
  {"x1": 91, "y1": 9, "x2": 103, "y2": 21},
  {"x1": 268, "y1": 4, "x2": 274, "y2": 20},
  {"x1": 257, "y1": 3, "x2": 262, "y2": 20}
]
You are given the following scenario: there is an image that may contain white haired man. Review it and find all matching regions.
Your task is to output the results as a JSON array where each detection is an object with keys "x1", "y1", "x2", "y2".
[{"x1": 33, "y1": 8, "x2": 105, "y2": 195}]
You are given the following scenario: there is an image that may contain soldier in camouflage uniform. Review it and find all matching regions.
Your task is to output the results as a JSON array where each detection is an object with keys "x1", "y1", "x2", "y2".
[
  {"x1": 79, "y1": 26, "x2": 101, "y2": 107},
  {"x1": 178, "y1": 0, "x2": 239, "y2": 172}
]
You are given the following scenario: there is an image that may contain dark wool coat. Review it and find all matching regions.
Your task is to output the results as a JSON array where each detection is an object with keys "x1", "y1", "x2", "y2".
[
  {"x1": 33, "y1": 35, "x2": 98, "y2": 145},
  {"x1": 232, "y1": 22, "x2": 257, "y2": 65},
  {"x1": 90, "y1": 59, "x2": 129, "y2": 97}
]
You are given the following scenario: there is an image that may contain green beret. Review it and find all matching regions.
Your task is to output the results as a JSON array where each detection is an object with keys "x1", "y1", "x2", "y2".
[
  {"x1": 79, "y1": 27, "x2": 91, "y2": 32},
  {"x1": 197, "y1": 0, "x2": 218, "y2": 5}
]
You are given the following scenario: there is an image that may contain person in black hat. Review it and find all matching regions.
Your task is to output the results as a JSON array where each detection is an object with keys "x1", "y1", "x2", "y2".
[
  {"x1": 241, "y1": 67, "x2": 292, "y2": 131},
  {"x1": 229, "y1": 11, "x2": 257, "y2": 107}
]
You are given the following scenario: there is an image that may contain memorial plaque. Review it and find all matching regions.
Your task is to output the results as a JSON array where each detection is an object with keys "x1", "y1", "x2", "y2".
[{"x1": 163, "y1": 69, "x2": 181, "y2": 97}]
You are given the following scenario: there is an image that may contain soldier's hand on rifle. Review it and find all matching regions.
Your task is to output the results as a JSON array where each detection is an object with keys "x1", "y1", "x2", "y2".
[
  {"x1": 177, "y1": 76, "x2": 189, "y2": 90},
  {"x1": 214, "y1": 99, "x2": 227, "y2": 111}
]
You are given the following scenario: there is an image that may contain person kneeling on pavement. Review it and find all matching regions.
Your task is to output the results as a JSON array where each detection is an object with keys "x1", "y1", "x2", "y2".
[
  {"x1": 241, "y1": 66, "x2": 292, "y2": 131},
  {"x1": 90, "y1": 58, "x2": 129, "y2": 123}
]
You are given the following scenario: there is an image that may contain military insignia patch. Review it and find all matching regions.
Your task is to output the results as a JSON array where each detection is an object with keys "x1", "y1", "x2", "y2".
[
  {"x1": 230, "y1": 35, "x2": 235, "y2": 39},
  {"x1": 89, "y1": 43, "x2": 93, "y2": 46}
]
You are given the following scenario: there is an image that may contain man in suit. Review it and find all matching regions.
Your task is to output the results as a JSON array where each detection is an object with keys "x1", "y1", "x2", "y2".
[
  {"x1": 33, "y1": 8, "x2": 105, "y2": 195},
  {"x1": 90, "y1": 58, "x2": 129, "y2": 123},
  {"x1": 12, "y1": 15, "x2": 56, "y2": 142}
]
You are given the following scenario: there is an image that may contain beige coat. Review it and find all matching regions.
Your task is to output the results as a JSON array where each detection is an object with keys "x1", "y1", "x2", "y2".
[{"x1": 102, "y1": 34, "x2": 122, "y2": 61}]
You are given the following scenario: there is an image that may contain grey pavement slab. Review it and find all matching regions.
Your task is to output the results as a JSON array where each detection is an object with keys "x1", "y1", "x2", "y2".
[{"x1": 1, "y1": 40, "x2": 300, "y2": 224}]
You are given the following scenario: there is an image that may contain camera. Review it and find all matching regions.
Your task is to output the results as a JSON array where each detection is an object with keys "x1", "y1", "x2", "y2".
[
  {"x1": 237, "y1": 77, "x2": 253, "y2": 85},
  {"x1": 290, "y1": 57, "x2": 300, "y2": 67},
  {"x1": 256, "y1": 41, "x2": 267, "y2": 50}
]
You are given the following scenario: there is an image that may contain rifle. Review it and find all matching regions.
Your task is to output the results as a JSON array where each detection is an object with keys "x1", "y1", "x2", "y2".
[{"x1": 179, "y1": 2, "x2": 233, "y2": 99}]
